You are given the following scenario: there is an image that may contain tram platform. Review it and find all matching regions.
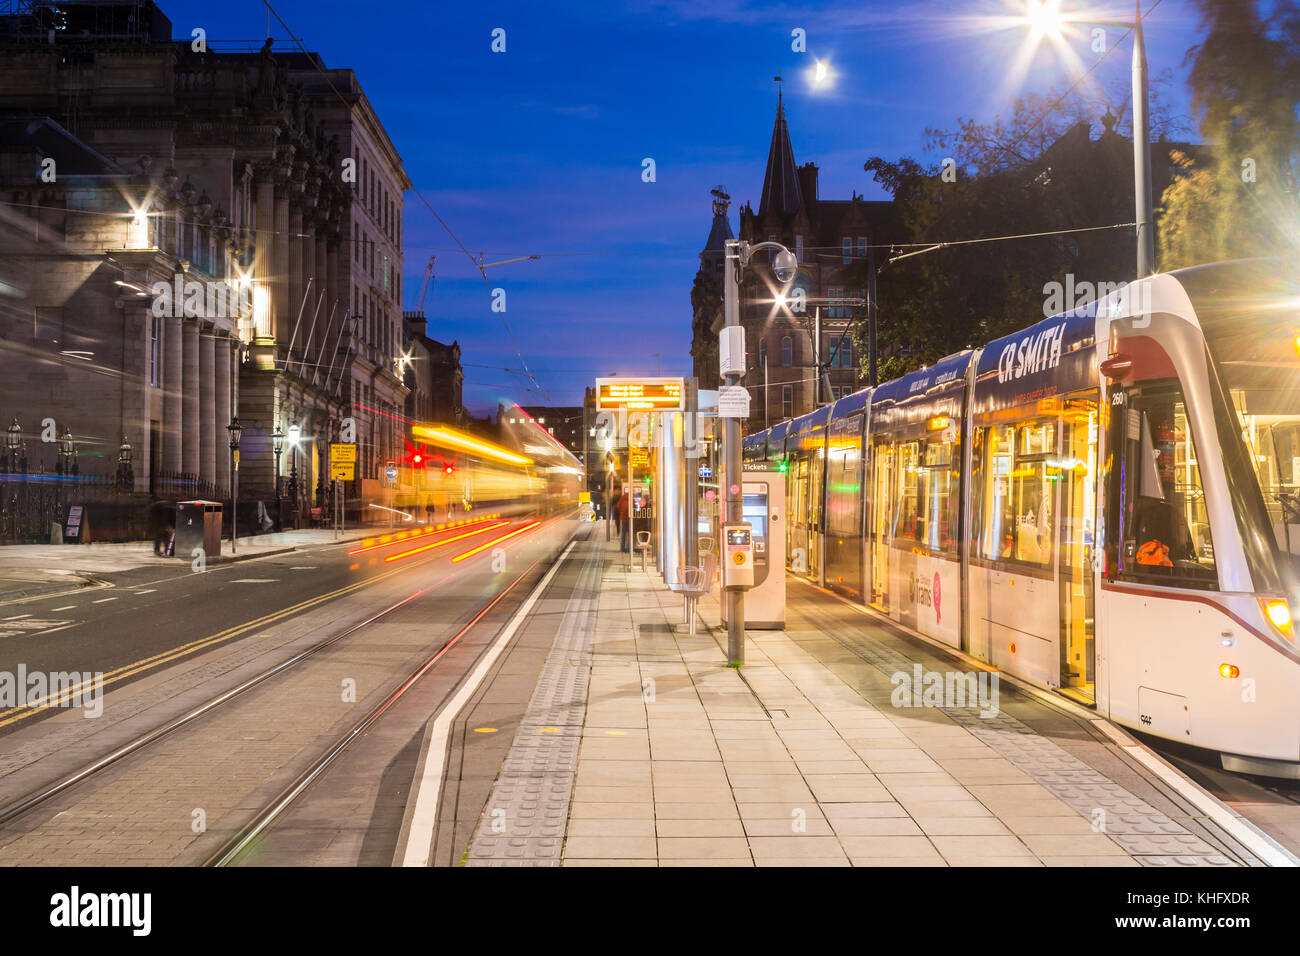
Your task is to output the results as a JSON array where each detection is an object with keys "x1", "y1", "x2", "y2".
[{"x1": 454, "y1": 529, "x2": 1291, "y2": 867}]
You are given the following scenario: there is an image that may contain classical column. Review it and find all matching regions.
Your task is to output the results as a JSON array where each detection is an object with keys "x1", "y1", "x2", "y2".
[
  {"x1": 182, "y1": 319, "x2": 200, "y2": 476},
  {"x1": 200, "y1": 329, "x2": 217, "y2": 485},
  {"x1": 254, "y1": 166, "x2": 276, "y2": 340},
  {"x1": 163, "y1": 314, "x2": 184, "y2": 474},
  {"x1": 215, "y1": 334, "x2": 231, "y2": 494},
  {"x1": 274, "y1": 179, "x2": 291, "y2": 348},
  {"x1": 289, "y1": 201, "x2": 305, "y2": 360},
  {"x1": 120, "y1": 301, "x2": 151, "y2": 494}
]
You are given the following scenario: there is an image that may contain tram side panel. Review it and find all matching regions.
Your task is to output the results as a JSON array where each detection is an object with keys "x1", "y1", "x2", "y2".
[
  {"x1": 968, "y1": 311, "x2": 1100, "y2": 696},
  {"x1": 865, "y1": 353, "x2": 973, "y2": 650}
]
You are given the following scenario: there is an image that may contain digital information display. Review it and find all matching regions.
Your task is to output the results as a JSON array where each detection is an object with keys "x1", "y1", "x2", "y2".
[
  {"x1": 727, "y1": 529, "x2": 751, "y2": 547},
  {"x1": 595, "y1": 378, "x2": 684, "y2": 411}
]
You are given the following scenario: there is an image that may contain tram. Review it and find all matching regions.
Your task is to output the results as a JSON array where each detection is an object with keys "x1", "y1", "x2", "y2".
[{"x1": 745, "y1": 259, "x2": 1300, "y2": 777}]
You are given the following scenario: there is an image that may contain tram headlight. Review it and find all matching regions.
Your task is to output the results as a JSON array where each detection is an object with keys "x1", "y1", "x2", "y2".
[{"x1": 1260, "y1": 598, "x2": 1294, "y2": 641}]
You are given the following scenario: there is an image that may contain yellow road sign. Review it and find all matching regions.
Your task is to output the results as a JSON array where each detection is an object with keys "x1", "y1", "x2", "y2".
[
  {"x1": 330, "y1": 461, "x2": 355, "y2": 480},
  {"x1": 330, "y1": 443, "x2": 357, "y2": 464}
]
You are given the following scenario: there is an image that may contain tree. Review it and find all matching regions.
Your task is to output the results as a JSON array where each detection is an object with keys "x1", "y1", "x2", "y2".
[
  {"x1": 1160, "y1": 0, "x2": 1300, "y2": 269},
  {"x1": 852, "y1": 80, "x2": 1166, "y2": 376}
]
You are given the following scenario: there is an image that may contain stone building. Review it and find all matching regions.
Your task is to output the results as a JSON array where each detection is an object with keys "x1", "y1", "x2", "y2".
[
  {"x1": 690, "y1": 92, "x2": 900, "y2": 431},
  {"x1": 401, "y1": 309, "x2": 464, "y2": 428},
  {"x1": 0, "y1": 0, "x2": 409, "y2": 523}
]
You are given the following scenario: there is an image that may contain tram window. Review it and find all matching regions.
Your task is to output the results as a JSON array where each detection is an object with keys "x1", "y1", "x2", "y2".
[
  {"x1": 893, "y1": 442, "x2": 922, "y2": 542},
  {"x1": 1118, "y1": 386, "x2": 1217, "y2": 587},
  {"x1": 920, "y1": 438, "x2": 959, "y2": 554},
  {"x1": 1235, "y1": 387, "x2": 1300, "y2": 556},
  {"x1": 974, "y1": 423, "x2": 1055, "y2": 567}
]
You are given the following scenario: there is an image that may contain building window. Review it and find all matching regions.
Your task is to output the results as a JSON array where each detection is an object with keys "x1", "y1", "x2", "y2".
[
  {"x1": 150, "y1": 315, "x2": 160, "y2": 386},
  {"x1": 759, "y1": 339, "x2": 767, "y2": 369},
  {"x1": 828, "y1": 287, "x2": 844, "y2": 319},
  {"x1": 781, "y1": 335, "x2": 793, "y2": 367},
  {"x1": 782, "y1": 385, "x2": 793, "y2": 419},
  {"x1": 795, "y1": 235, "x2": 804, "y2": 262},
  {"x1": 857, "y1": 236, "x2": 868, "y2": 259},
  {"x1": 842, "y1": 237, "x2": 852, "y2": 264}
]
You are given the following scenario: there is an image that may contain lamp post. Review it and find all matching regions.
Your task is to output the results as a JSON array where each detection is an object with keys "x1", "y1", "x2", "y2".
[
  {"x1": 116, "y1": 436, "x2": 132, "y2": 490},
  {"x1": 227, "y1": 417, "x2": 243, "y2": 552},
  {"x1": 1024, "y1": 0, "x2": 1155, "y2": 278},
  {"x1": 722, "y1": 238, "x2": 797, "y2": 665},
  {"x1": 6, "y1": 417, "x2": 20, "y2": 473},
  {"x1": 287, "y1": 422, "x2": 300, "y2": 528},
  {"x1": 58, "y1": 427, "x2": 74, "y2": 476},
  {"x1": 272, "y1": 426, "x2": 284, "y2": 532}
]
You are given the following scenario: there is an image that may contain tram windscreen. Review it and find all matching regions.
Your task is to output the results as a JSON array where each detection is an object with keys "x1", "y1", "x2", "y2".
[{"x1": 1189, "y1": 260, "x2": 1300, "y2": 593}]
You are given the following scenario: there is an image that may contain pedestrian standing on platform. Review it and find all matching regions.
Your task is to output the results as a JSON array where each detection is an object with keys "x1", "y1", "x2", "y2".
[
  {"x1": 611, "y1": 484, "x2": 622, "y2": 536},
  {"x1": 618, "y1": 488, "x2": 630, "y2": 552}
]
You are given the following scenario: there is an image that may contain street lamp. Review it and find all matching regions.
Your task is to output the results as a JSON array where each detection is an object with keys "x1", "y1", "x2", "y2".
[
  {"x1": 58, "y1": 427, "x2": 75, "y2": 476},
  {"x1": 116, "y1": 436, "x2": 132, "y2": 489},
  {"x1": 287, "y1": 422, "x2": 301, "y2": 525},
  {"x1": 721, "y1": 238, "x2": 797, "y2": 665},
  {"x1": 6, "y1": 417, "x2": 20, "y2": 472},
  {"x1": 272, "y1": 426, "x2": 285, "y2": 532},
  {"x1": 1021, "y1": 0, "x2": 1155, "y2": 277},
  {"x1": 227, "y1": 417, "x2": 243, "y2": 552}
]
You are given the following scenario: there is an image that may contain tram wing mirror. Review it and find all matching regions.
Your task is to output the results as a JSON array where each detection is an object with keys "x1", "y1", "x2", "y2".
[{"x1": 1100, "y1": 353, "x2": 1133, "y2": 380}]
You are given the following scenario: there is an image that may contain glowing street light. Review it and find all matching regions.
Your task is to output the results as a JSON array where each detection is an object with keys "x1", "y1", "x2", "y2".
[
  {"x1": 1016, "y1": 0, "x2": 1156, "y2": 278},
  {"x1": 1026, "y1": 0, "x2": 1064, "y2": 39}
]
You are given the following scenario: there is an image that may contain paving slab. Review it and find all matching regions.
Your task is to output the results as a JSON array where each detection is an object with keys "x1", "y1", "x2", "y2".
[{"x1": 459, "y1": 534, "x2": 1269, "y2": 867}]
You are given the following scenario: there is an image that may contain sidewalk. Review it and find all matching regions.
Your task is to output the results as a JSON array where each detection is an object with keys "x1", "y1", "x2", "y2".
[
  {"x1": 464, "y1": 531, "x2": 1265, "y2": 867},
  {"x1": 0, "y1": 527, "x2": 371, "y2": 601}
]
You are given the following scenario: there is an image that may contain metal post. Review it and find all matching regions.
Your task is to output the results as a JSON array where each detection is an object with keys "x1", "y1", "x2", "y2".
[
  {"x1": 628, "y1": 419, "x2": 634, "y2": 571},
  {"x1": 1132, "y1": 1, "x2": 1155, "y2": 278},
  {"x1": 867, "y1": 245, "x2": 879, "y2": 387},
  {"x1": 231, "y1": 447, "x2": 238, "y2": 553},
  {"x1": 814, "y1": 304, "x2": 821, "y2": 407},
  {"x1": 723, "y1": 239, "x2": 744, "y2": 666}
]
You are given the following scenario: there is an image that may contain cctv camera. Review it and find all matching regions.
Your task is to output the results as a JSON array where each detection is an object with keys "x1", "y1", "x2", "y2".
[{"x1": 773, "y1": 249, "x2": 797, "y2": 284}]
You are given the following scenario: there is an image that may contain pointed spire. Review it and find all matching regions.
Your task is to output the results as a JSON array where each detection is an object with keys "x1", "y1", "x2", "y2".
[
  {"x1": 702, "y1": 185, "x2": 733, "y2": 257},
  {"x1": 758, "y1": 89, "x2": 802, "y2": 221}
]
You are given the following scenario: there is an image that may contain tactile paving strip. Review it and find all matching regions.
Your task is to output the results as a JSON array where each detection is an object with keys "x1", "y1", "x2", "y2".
[
  {"x1": 466, "y1": 541, "x2": 601, "y2": 866},
  {"x1": 819, "y1": 625, "x2": 1245, "y2": 867}
]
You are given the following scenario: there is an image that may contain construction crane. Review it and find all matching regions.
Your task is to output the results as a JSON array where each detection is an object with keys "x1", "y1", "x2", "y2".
[{"x1": 417, "y1": 255, "x2": 435, "y2": 313}]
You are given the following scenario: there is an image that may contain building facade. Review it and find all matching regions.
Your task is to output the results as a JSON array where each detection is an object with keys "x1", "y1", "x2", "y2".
[
  {"x1": 0, "y1": 0, "x2": 409, "y2": 525},
  {"x1": 690, "y1": 93, "x2": 901, "y2": 432},
  {"x1": 401, "y1": 309, "x2": 464, "y2": 428}
]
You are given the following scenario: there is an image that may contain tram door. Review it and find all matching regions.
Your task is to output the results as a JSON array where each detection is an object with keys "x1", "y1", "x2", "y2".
[
  {"x1": 1057, "y1": 396, "x2": 1098, "y2": 703},
  {"x1": 870, "y1": 442, "x2": 893, "y2": 609}
]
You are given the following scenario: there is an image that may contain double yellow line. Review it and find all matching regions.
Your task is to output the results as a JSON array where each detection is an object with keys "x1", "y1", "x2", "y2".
[{"x1": 0, "y1": 558, "x2": 421, "y2": 730}]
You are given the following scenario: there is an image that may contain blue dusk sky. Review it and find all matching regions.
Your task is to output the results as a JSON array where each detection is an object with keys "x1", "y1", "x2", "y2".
[{"x1": 156, "y1": 0, "x2": 1209, "y2": 414}]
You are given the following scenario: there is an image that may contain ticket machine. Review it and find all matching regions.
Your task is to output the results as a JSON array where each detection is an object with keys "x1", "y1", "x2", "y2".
[{"x1": 719, "y1": 466, "x2": 786, "y2": 629}]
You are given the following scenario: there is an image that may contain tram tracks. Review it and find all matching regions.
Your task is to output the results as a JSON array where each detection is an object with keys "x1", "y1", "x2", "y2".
[{"x1": 0, "y1": 516, "x2": 564, "y2": 866}]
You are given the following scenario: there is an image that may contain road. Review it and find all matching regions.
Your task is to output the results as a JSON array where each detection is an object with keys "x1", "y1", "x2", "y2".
[{"x1": 0, "y1": 511, "x2": 583, "y2": 865}]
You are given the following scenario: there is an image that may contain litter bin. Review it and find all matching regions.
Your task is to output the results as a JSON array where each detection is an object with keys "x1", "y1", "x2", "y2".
[{"x1": 175, "y1": 500, "x2": 223, "y2": 560}]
